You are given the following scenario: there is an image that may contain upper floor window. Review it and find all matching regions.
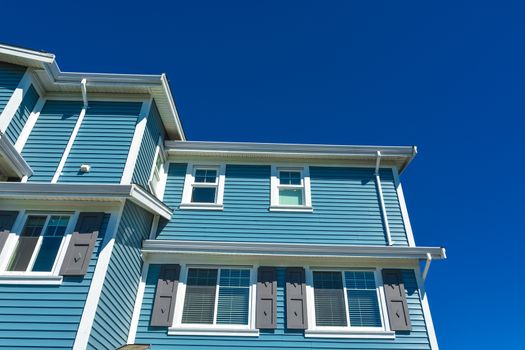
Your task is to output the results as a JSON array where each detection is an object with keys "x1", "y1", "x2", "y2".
[
  {"x1": 5, "y1": 214, "x2": 71, "y2": 273},
  {"x1": 270, "y1": 166, "x2": 312, "y2": 212},
  {"x1": 180, "y1": 164, "x2": 226, "y2": 210},
  {"x1": 148, "y1": 143, "x2": 167, "y2": 199}
]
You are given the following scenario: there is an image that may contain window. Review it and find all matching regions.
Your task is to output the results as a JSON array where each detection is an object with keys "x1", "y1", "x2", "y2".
[
  {"x1": 180, "y1": 164, "x2": 226, "y2": 210},
  {"x1": 170, "y1": 266, "x2": 257, "y2": 336},
  {"x1": 148, "y1": 143, "x2": 167, "y2": 199},
  {"x1": 270, "y1": 166, "x2": 312, "y2": 211},
  {"x1": 6, "y1": 214, "x2": 70, "y2": 273},
  {"x1": 306, "y1": 269, "x2": 390, "y2": 337}
]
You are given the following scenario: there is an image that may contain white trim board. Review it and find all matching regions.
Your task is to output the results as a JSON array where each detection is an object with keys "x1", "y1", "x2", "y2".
[
  {"x1": 415, "y1": 266, "x2": 440, "y2": 349},
  {"x1": 0, "y1": 69, "x2": 34, "y2": 133},
  {"x1": 127, "y1": 263, "x2": 149, "y2": 344},
  {"x1": 392, "y1": 167, "x2": 416, "y2": 247},
  {"x1": 14, "y1": 97, "x2": 46, "y2": 152}
]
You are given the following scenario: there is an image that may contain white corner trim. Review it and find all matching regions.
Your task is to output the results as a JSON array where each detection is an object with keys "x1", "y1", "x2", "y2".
[
  {"x1": 14, "y1": 97, "x2": 46, "y2": 152},
  {"x1": 415, "y1": 266, "x2": 440, "y2": 349},
  {"x1": 392, "y1": 167, "x2": 416, "y2": 247},
  {"x1": 121, "y1": 99, "x2": 152, "y2": 185},
  {"x1": 0, "y1": 69, "x2": 34, "y2": 133},
  {"x1": 127, "y1": 263, "x2": 149, "y2": 344},
  {"x1": 0, "y1": 274, "x2": 63, "y2": 285},
  {"x1": 374, "y1": 159, "x2": 393, "y2": 246},
  {"x1": 51, "y1": 106, "x2": 87, "y2": 183},
  {"x1": 73, "y1": 206, "x2": 124, "y2": 350}
]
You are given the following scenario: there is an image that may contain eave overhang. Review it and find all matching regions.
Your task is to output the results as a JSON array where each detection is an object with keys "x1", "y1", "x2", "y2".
[
  {"x1": 0, "y1": 132, "x2": 33, "y2": 178},
  {"x1": 142, "y1": 240, "x2": 446, "y2": 261},
  {"x1": 0, "y1": 183, "x2": 172, "y2": 219},
  {"x1": 0, "y1": 43, "x2": 185, "y2": 140},
  {"x1": 166, "y1": 141, "x2": 417, "y2": 173}
]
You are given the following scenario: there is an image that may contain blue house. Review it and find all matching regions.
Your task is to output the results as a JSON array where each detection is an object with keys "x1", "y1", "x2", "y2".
[{"x1": 0, "y1": 43, "x2": 445, "y2": 350}]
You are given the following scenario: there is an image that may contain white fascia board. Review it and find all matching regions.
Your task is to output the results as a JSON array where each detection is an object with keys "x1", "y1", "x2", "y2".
[
  {"x1": 0, "y1": 132, "x2": 33, "y2": 177},
  {"x1": 142, "y1": 240, "x2": 446, "y2": 260},
  {"x1": 0, "y1": 183, "x2": 172, "y2": 219},
  {"x1": 0, "y1": 44, "x2": 55, "y2": 64}
]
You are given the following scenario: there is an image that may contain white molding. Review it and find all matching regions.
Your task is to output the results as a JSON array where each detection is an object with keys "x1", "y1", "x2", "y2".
[
  {"x1": 0, "y1": 275, "x2": 63, "y2": 285},
  {"x1": 180, "y1": 163, "x2": 226, "y2": 208},
  {"x1": 167, "y1": 327, "x2": 259, "y2": 337},
  {"x1": 268, "y1": 205, "x2": 313, "y2": 212},
  {"x1": 14, "y1": 97, "x2": 46, "y2": 152},
  {"x1": 0, "y1": 132, "x2": 33, "y2": 178},
  {"x1": 121, "y1": 99, "x2": 152, "y2": 184},
  {"x1": 415, "y1": 266, "x2": 440, "y2": 349},
  {"x1": 0, "y1": 69, "x2": 34, "y2": 133},
  {"x1": 179, "y1": 203, "x2": 224, "y2": 211},
  {"x1": 51, "y1": 106, "x2": 86, "y2": 183},
  {"x1": 270, "y1": 165, "x2": 312, "y2": 210},
  {"x1": 392, "y1": 167, "x2": 416, "y2": 247},
  {"x1": 148, "y1": 215, "x2": 160, "y2": 240},
  {"x1": 127, "y1": 262, "x2": 149, "y2": 344},
  {"x1": 73, "y1": 206, "x2": 124, "y2": 350},
  {"x1": 304, "y1": 329, "x2": 395, "y2": 339}
]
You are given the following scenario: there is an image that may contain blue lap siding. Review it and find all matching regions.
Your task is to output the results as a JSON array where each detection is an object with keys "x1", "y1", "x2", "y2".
[
  {"x1": 157, "y1": 163, "x2": 408, "y2": 246},
  {"x1": 5, "y1": 84, "x2": 39, "y2": 144},
  {"x1": 0, "y1": 214, "x2": 109, "y2": 350},
  {"x1": 0, "y1": 62, "x2": 26, "y2": 115},
  {"x1": 59, "y1": 101, "x2": 142, "y2": 183},
  {"x1": 135, "y1": 266, "x2": 430, "y2": 350},
  {"x1": 88, "y1": 201, "x2": 153, "y2": 349},
  {"x1": 132, "y1": 101, "x2": 166, "y2": 190},
  {"x1": 22, "y1": 100, "x2": 82, "y2": 182}
]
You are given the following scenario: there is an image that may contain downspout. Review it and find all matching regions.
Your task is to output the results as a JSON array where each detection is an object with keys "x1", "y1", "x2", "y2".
[
  {"x1": 81, "y1": 78, "x2": 88, "y2": 108},
  {"x1": 375, "y1": 151, "x2": 393, "y2": 246},
  {"x1": 422, "y1": 253, "x2": 432, "y2": 282}
]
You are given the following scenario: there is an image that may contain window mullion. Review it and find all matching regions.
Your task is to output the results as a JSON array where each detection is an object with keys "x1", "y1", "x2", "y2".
[
  {"x1": 341, "y1": 271, "x2": 351, "y2": 328},
  {"x1": 213, "y1": 268, "x2": 220, "y2": 325}
]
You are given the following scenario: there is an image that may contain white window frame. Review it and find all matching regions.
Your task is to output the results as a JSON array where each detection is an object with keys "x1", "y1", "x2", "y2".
[
  {"x1": 0, "y1": 211, "x2": 79, "y2": 285},
  {"x1": 304, "y1": 267, "x2": 395, "y2": 339},
  {"x1": 168, "y1": 264, "x2": 259, "y2": 337},
  {"x1": 180, "y1": 164, "x2": 226, "y2": 210},
  {"x1": 270, "y1": 165, "x2": 312, "y2": 212},
  {"x1": 147, "y1": 138, "x2": 168, "y2": 200}
]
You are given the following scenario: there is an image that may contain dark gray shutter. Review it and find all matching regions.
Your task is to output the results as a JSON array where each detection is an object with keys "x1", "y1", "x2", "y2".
[
  {"x1": 0, "y1": 211, "x2": 18, "y2": 231},
  {"x1": 59, "y1": 212, "x2": 105, "y2": 276},
  {"x1": 382, "y1": 269, "x2": 411, "y2": 331},
  {"x1": 256, "y1": 266, "x2": 277, "y2": 329},
  {"x1": 286, "y1": 267, "x2": 308, "y2": 329},
  {"x1": 151, "y1": 264, "x2": 181, "y2": 327}
]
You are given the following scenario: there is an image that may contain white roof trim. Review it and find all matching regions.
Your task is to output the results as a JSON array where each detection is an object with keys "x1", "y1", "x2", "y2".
[
  {"x1": 142, "y1": 240, "x2": 446, "y2": 260},
  {"x1": 0, "y1": 132, "x2": 32, "y2": 178},
  {"x1": 0, "y1": 183, "x2": 172, "y2": 219}
]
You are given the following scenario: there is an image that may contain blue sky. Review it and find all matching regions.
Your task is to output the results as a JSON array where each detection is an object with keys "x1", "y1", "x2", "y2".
[{"x1": 4, "y1": 1, "x2": 524, "y2": 348}]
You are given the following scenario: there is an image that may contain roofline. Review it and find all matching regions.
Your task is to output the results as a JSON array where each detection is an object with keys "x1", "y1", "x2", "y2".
[
  {"x1": 0, "y1": 43, "x2": 186, "y2": 140},
  {"x1": 0, "y1": 132, "x2": 33, "y2": 178},
  {"x1": 166, "y1": 141, "x2": 418, "y2": 173}
]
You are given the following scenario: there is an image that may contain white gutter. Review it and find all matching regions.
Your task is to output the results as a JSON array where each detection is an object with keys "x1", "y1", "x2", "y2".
[{"x1": 375, "y1": 151, "x2": 393, "y2": 246}]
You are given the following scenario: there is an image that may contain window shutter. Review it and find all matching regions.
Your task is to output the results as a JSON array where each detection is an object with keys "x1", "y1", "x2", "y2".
[
  {"x1": 59, "y1": 212, "x2": 105, "y2": 276},
  {"x1": 285, "y1": 267, "x2": 308, "y2": 329},
  {"x1": 256, "y1": 266, "x2": 277, "y2": 329},
  {"x1": 382, "y1": 269, "x2": 411, "y2": 331},
  {"x1": 151, "y1": 264, "x2": 181, "y2": 327}
]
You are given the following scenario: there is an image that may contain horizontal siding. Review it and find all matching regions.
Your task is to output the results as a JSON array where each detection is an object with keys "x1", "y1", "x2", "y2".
[
  {"x1": 132, "y1": 101, "x2": 166, "y2": 190},
  {"x1": 88, "y1": 201, "x2": 153, "y2": 350},
  {"x1": 0, "y1": 62, "x2": 26, "y2": 115},
  {"x1": 5, "y1": 84, "x2": 39, "y2": 144},
  {"x1": 59, "y1": 101, "x2": 142, "y2": 183},
  {"x1": 157, "y1": 164, "x2": 408, "y2": 246},
  {"x1": 22, "y1": 100, "x2": 82, "y2": 182},
  {"x1": 0, "y1": 214, "x2": 110, "y2": 349},
  {"x1": 135, "y1": 266, "x2": 430, "y2": 350}
]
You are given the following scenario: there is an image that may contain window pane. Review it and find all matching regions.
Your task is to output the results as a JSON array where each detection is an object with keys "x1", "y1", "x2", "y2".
[
  {"x1": 7, "y1": 216, "x2": 46, "y2": 271},
  {"x1": 345, "y1": 271, "x2": 382, "y2": 327},
  {"x1": 182, "y1": 268, "x2": 218, "y2": 324},
  {"x1": 32, "y1": 216, "x2": 69, "y2": 272},
  {"x1": 191, "y1": 187, "x2": 217, "y2": 203},
  {"x1": 216, "y1": 269, "x2": 250, "y2": 325},
  {"x1": 279, "y1": 171, "x2": 301, "y2": 185},
  {"x1": 313, "y1": 271, "x2": 347, "y2": 327},
  {"x1": 195, "y1": 169, "x2": 217, "y2": 183},
  {"x1": 279, "y1": 189, "x2": 303, "y2": 205}
]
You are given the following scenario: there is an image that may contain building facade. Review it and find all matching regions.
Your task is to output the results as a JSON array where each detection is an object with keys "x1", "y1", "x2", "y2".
[{"x1": 0, "y1": 44, "x2": 445, "y2": 350}]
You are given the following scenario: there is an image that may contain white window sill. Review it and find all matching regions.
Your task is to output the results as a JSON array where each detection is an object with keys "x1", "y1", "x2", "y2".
[
  {"x1": 179, "y1": 203, "x2": 224, "y2": 211},
  {"x1": 168, "y1": 326, "x2": 259, "y2": 337},
  {"x1": 269, "y1": 205, "x2": 313, "y2": 213},
  {"x1": 305, "y1": 328, "x2": 395, "y2": 339},
  {"x1": 0, "y1": 274, "x2": 63, "y2": 285}
]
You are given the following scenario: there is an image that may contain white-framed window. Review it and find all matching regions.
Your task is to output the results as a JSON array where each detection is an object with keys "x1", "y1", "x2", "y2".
[
  {"x1": 169, "y1": 265, "x2": 258, "y2": 336},
  {"x1": 0, "y1": 212, "x2": 75, "y2": 280},
  {"x1": 304, "y1": 268, "x2": 394, "y2": 339},
  {"x1": 180, "y1": 164, "x2": 226, "y2": 210},
  {"x1": 148, "y1": 141, "x2": 167, "y2": 199},
  {"x1": 270, "y1": 165, "x2": 312, "y2": 212}
]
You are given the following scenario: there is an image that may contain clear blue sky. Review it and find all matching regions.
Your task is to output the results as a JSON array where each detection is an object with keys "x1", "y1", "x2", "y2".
[{"x1": 4, "y1": 1, "x2": 523, "y2": 348}]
